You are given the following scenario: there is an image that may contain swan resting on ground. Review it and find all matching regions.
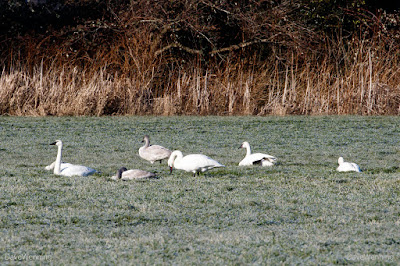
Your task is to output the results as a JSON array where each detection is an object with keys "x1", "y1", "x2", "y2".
[
  {"x1": 139, "y1": 135, "x2": 172, "y2": 164},
  {"x1": 168, "y1": 150, "x2": 225, "y2": 177},
  {"x1": 110, "y1": 167, "x2": 157, "y2": 180},
  {"x1": 336, "y1": 157, "x2": 361, "y2": 172},
  {"x1": 239, "y1": 141, "x2": 277, "y2": 166},
  {"x1": 50, "y1": 140, "x2": 97, "y2": 177}
]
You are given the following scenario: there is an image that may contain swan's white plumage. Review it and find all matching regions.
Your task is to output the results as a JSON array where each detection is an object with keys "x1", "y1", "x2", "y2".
[
  {"x1": 337, "y1": 157, "x2": 361, "y2": 172},
  {"x1": 45, "y1": 161, "x2": 73, "y2": 171},
  {"x1": 239, "y1": 141, "x2": 277, "y2": 166},
  {"x1": 168, "y1": 150, "x2": 225, "y2": 176},
  {"x1": 139, "y1": 135, "x2": 172, "y2": 164},
  {"x1": 110, "y1": 167, "x2": 156, "y2": 180},
  {"x1": 50, "y1": 140, "x2": 97, "y2": 177}
]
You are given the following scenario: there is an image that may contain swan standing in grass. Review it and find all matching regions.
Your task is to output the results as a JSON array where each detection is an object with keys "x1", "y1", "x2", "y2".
[
  {"x1": 139, "y1": 135, "x2": 172, "y2": 164},
  {"x1": 50, "y1": 140, "x2": 97, "y2": 177},
  {"x1": 168, "y1": 150, "x2": 225, "y2": 177},
  {"x1": 110, "y1": 167, "x2": 157, "y2": 180},
  {"x1": 238, "y1": 141, "x2": 277, "y2": 166},
  {"x1": 336, "y1": 157, "x2": 361, "y2": 172}
]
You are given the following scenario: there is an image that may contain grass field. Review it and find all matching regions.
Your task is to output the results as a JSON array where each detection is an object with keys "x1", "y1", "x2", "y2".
[{"x1": 0, "y1": 116, "x2": 399, "y2": 264}]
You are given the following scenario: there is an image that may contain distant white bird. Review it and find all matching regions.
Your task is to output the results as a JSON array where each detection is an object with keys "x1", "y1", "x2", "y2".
[
  {"x1": 168, "y1": 150, "x2": 225, "y2": 177},
  {"x1": 110, "y1": 167, "x2": 157, "y2": 180},
  {"x1": 49, "y1": 140, "x2": 97, "y2": 177},
  {"x1": 239, "y1": 141, "x2": 277, "y2": 166},
  {"x1": 337, "y1": 157, "x2": 361, "y2": 172},
  {"x1": 139, "y1": 135, "x2": 172, "y2": 164}
]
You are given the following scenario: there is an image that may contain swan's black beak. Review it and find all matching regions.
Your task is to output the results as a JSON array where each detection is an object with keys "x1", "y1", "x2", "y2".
[
  {"x1": 169, "y1": 167, "x2": 173, "y2": 174},
  {"x1": 238, "y1": 144, "x2": 243, "y2": 149},
  {"x1": 49, "y1": 142, "x2": 57, "y2": 145}
]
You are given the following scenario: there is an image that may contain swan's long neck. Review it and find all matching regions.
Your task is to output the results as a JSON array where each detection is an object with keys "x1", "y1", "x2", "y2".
[
  {"x1": 175, "y1": 151, "x2": 183, "y2": 162},
  {"x1": 54, "y1": 144, "x2": 63, "y2": 175},
  {"x1": 245, "y1": 144, "x2": 251, "y2": 156},
  {"x1": 169, "y1": 151, "x2": 183, "y2": 167},
  {"x1": 143, "y1": 137, "x2": 150, "y2": 148}
]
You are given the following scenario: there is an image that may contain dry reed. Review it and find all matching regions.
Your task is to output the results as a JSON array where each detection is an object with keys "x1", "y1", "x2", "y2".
[{"x1": 0, "y1": 38, "x2": 399, "y2": 116}]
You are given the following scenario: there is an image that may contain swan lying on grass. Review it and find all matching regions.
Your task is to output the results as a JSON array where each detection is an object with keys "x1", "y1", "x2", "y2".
[
  {"x1": 139, "y1": 135, "x2": 172, "y2": 164},
  {"x1": 168, "y1": 150, "x2": 225, "y2": 177},
  {"x1": 110, "y1": 167, "x2": 157, "y2": 180},
  {"x1": 49, "y1": 140, "x2": 97, "y2": 177},
  {"x1": 239, "y1": 141, "x2": 277, "y2": 166},
  {"x1": 337, "y1": 157, "x2": 361, "y2": 172}
]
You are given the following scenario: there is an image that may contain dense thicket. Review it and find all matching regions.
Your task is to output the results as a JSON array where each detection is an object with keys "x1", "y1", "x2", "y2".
[{"x1": 0, "y1": 0, "x2": 399, "y2": 115}]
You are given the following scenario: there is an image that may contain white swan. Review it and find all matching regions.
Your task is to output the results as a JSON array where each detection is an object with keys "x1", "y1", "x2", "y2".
[
  {"x1": 50, "y1": 140, "x2": 97, "y2": 177},
  {"x1": 139, "y1": 135, "x2": 172, "y2": 164},
  {"x1": 168, "y1": 150, "x2": 225, "y2": 177},
  {"x1": 239, "y1": 141, "x2": 277, "y2": 166},
  {"x1": 337, "y1": 157, "x2": 361, "y2": 172},
  {"x1": 110, "y1": 167, "x2": 157, "y2": 180}
]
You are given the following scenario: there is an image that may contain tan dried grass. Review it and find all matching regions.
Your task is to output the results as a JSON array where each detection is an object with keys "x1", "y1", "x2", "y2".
[{"x1": 1, "y1": 38, "x2": 399, "y2": 116}]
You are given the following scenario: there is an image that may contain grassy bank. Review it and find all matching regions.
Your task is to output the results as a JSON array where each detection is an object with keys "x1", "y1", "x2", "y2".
[{"x1": 0, "y1": 116, "x2": 400, "y2": 264}]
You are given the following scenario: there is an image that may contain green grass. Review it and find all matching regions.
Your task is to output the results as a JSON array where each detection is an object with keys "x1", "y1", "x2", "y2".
[{"x1": 0, "y1": 116, "x2": 399, "y2": 264}]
